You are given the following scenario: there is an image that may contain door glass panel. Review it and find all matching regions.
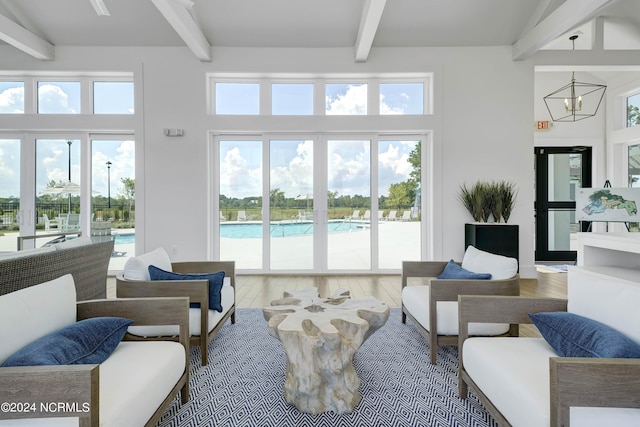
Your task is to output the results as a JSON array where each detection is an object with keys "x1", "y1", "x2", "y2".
[
  {"x1": 219, "y1": 140, "x2": 263, "y2": 269},
  {"x1": 36, "y1": 139, "x2": 81, "y2": 234},
  {"x1": 547, "y1": 210, "x2": 575, "y2": 251},
  {"x1": 270, "y1": 139, "x2": 313, "y2": 269},
  {"x1": 0, "y1": 139, "x2": 20, "y2": 252},
  {"x1": 327, "y1": 140, "x2": 370, "y2": 269},
  {"x1": 378, "y1": 140, "x2": 421, "y2": 269},
  {"x1": 92, "y1": 139, "x2": 135, "y2": 270},
  {"x1": 547, "y1": 153, "x2": 581, "y2": 201}
]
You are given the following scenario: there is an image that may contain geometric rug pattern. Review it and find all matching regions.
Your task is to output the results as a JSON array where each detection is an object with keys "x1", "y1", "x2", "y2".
[{"x1": 157, "y1": 308, "x2": 498, "y2": 427}]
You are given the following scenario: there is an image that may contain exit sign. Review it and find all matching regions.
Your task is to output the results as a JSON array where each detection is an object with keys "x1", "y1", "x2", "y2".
[{"x1": 535, "y1": 120, "x2": 550, "y2": 131}]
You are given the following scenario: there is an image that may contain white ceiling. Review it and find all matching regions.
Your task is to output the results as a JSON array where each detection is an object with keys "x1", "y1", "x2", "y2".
[{"x1": 0, "y1": 0, "x2": 638, "y2": 63}]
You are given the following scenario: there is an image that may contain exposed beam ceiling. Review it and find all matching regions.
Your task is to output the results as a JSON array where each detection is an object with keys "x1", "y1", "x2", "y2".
[
  {"x1": 512, "y1": 0, "x2": 619, "y2": 60},
  {"x1": 354, "y1": 0, "x2": 387, "y2": 63},
  {"x1": 0, "y1": 13, "x2": 54, "y2": 60},
  {"x1": 150, "y1": 0, "x2": 212, "y2": 62}
]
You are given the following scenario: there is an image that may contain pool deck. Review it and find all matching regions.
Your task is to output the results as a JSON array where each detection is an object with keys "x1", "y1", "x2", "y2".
[{"x1": 1, "y1": 221, "x2": 420, "y2": 272}]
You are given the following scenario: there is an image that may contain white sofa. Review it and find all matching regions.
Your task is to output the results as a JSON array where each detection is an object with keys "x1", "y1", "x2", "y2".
[
  {"x1": 458, "y1": 267, "x2": 640, "y2": 427},
  {"x1": 0, "y1": 274, "x2": 190, "y2": 427},
  {"x1": 116, "y1": 247, "x2": 236, "y2": 366}
]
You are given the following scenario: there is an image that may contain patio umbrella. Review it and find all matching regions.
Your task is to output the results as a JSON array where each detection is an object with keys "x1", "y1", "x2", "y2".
[
  {"x1": 40, "y1": 181, "x2": 98, "y2": 212},
  {"x1": 295, "y1": 193, "x2": 313, "y2": 209}
]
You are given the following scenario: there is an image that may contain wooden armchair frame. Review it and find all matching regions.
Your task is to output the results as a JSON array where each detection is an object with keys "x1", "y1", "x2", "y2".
[
  {"x1": 0, "y1": 297, "x2": 190, "y2": 427},
  {"x1": 401, "y1": 260, "x2": 520, "y2": 364},
  {"x1": 116, "y1": 260, "x2": 236, "y2": 366},
  {"x1": 458, "y1": 295, "x2": 640, "y2": 427}
]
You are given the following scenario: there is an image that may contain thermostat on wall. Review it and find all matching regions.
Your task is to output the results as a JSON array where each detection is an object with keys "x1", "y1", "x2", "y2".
[{"x1": 163, "y1": 128, "x2": 184, "y2": 137}]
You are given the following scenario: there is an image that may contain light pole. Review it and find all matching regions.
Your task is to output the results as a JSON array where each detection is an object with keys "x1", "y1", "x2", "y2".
[
  {"x1": 106, "y1": 161, "x2": 112, "y2": 208},
  {"x1": 66, "y1": 140, "x2": 72, "y2": 213}
]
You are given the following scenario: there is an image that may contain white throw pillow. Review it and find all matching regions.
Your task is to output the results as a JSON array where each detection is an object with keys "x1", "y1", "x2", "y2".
[
  {"x1": 461, "y1": 245, "x2": 518, "y2": 280},
  {"x1": 123, "y1": 247, "x2": 172, "y2": 281}
]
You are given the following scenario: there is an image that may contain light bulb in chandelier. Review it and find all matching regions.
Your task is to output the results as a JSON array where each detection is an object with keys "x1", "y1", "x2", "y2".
[{"x1": 564, "y1": 96, "x2": 583, "y2": 113}]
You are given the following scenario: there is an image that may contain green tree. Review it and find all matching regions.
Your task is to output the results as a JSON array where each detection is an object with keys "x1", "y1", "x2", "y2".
[
  {"x1": 386, "y1": 182, "x2": 413, "y2": 209},
  {"x1": 408, "y1": 142, "x2": 421, "y2": 187},
  {"x1": 629, "y1": 104, "x2": 640, "y2": 127},
  {"x1": 118, "y1": 177, "x2": 135, "y2": 221},
  {"x1": 270, "y1": 188, "x2": 285, "y2": 208}
]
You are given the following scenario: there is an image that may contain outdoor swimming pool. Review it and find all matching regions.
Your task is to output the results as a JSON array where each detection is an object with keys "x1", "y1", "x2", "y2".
[
  {"x1": 221, "y1": 220, "x2": 367, "y2": 239},
  {"x1": 114, "y1": 233, "x2": 135, "y2": 244}
]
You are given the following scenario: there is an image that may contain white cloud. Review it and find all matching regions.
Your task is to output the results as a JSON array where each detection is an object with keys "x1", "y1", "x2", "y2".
[
  {"x1": 380, "y1": 93, "x2": 405, "y2": 115},
  {"x1": 38, "y1": 84, "x2": 77, "y2": 113},
  {"x1": 220, "y1": 147, "x2": 262, "y2": 198},
  {"x1": 270, "y1": 140, "x2": 314, "y2": 197},
  {"x1": 326, "y1": 84, "x2": 367, "y2": 115},
  {"x1": 0, "y1": 86, "x2": 24, "y2": 113},
  {"x1": 379, "y1": 143, "x2": 411, "y2": 177}
]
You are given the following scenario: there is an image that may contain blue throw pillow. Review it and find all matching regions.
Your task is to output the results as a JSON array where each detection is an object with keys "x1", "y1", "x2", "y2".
[
  {"x1": 529, "y1": 311, "x2": 640, "y2": 358},
  {"x1": 148, "y1": 265, "x2": 225, "y2": 312},
  {"x1": 437, "y1": 259, "x2": 491, "y2": 280},
  {"x1": 2, "y1": 317, "x2": 133, "y2": 367}
]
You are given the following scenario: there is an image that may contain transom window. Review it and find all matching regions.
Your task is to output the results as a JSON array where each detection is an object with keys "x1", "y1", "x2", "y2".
[
  {"x1": 0, "y1": 75, "x2": 134, "y2": 115},
  {"x1": 208, "y1": 74, "x2": 432, "y2": 116}
]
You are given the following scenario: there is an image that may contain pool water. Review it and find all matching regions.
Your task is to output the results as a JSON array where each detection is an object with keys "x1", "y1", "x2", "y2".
[
  {"x1": 114, "y1": 233, "x2": 135, "y2": 244},
  {"x1": 220, "y1": 221, "x2": 367, "y2": 239}
]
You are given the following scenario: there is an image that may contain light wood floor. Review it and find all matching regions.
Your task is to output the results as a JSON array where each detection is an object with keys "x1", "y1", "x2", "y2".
[
  {"x1": 234, "y1": 270, "x2": 568, "y2": 338},
  {"x1": 107, "y1": 270, "x2": 567, "y2": 337}
]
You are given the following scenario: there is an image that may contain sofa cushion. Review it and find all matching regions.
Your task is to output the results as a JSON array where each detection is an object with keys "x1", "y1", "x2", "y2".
[
  {"x1": 402, "y1": 285, "x2": 509, "y2": 336},
  {"x1": 437, "y1": 259, "x2": 491, "y2": 279},
  {"x1": 123, "y1": 247, "x2": 172, "y2": 281},
  {"x1": 128, "y1": 285, "x2": 235, "y2": 337},
  {"x1": 99, "y1": 341, "x2": 185, "y2": 427},
  {"x1": 2, "y1": 317, "x2": 133, "y2": 367},
  {"x1": 461, "y1": 245, "x2": 518, "y2": 280},
  {"x1": 148, "y1": 265, "x2": 225, "y2": 312},
  {"x1": 0, "y1": 274, "x2": 77, "y2": 365},
  {"x1": 529, "y1": 311, "x2": 640, "y2": 358}
]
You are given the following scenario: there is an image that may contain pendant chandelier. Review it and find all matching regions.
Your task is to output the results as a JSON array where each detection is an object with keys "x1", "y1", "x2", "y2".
[{"x1": 543, "y1": 35, "x2": 607, "y2": 122}]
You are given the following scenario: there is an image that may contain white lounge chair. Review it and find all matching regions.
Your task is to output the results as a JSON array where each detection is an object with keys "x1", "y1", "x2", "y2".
[
  {"x1": 385, "y1": 210, "x2": 397, "y2": 221},
  {"x1": 362, "y1": 210, "x2": 371, "y2": 220},
  {"x1": 237, "y1": 210, "x2": 247, "y2": 221},
  {"x1": 43, "y1": 214, "x2": 59, "y2": 231},
  {"x1": 220, "y1": 211, "x2": 227, "y2": 222},
  {"x1": 347, "y1": 210, "x2": 360, "y2": 220},
  {"x1": 63, "y1": 214, "x2": 80, "y2": 231},
  {"x1": 400, "y1": 210, "x2": 411, "y2": 221}
]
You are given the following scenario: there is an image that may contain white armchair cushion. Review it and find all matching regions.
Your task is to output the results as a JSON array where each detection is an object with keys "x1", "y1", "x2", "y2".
[
  {"x1": 123, "y1": 247, "x2": 172, "y2": 281},
  {"x1": 127, "y1": 285, "x2": 235, "y2": 337},
  {"x1": 0, "y1": 274, "x2": 76, "y2": 364},
  {"x1": 402, "y1": 285, "x2": 509, "y2": 336},
  {"x1": 462, "y1": 245, "x2": 518, "y2": 280}
]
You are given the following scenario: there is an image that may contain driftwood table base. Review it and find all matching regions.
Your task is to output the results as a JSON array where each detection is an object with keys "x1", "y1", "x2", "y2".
[{"x1": 263, "y1": 287, "x2": 389, "y2": 414}]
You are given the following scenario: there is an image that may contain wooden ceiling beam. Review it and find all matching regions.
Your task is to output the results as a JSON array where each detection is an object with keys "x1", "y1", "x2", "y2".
[
  {"x1": 150, "y1": 0, "x2": 212, "y2": 62},
  {"x1": 512, "y1": 0, "x2": 618, "y2": 60},
  {"x1": 0, "y1": 13, "x2": 54, "y2": 60},
  {"x1": 354, "y1": 0, "x2": 387, "y2": 63}
]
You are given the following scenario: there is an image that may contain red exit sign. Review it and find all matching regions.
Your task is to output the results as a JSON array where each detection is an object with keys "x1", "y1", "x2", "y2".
[{"x1": 535, "y1": 120, "x2": 550, "y2": 131}]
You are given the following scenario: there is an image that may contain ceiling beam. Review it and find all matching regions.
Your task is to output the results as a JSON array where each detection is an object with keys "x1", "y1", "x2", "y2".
[
  {"x1": 354, "y1": 0, "x2": 387, "y2": 63},
  {"x1": 512, "y1": 0, "x2": 618, "y2": 60},
  {"x1": 150, "y1": 0, "x2": 212, "y2": 62},
  {"x1": 0, "y1": 13, "x2": 54, "y2": 60}
]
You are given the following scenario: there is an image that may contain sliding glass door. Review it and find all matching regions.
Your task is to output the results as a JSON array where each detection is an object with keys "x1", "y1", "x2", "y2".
[{"x1": 214, "y1": 133, "x2": 424, "y2": 272}]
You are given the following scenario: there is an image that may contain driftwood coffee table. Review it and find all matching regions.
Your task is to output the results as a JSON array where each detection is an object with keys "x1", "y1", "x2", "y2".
[{"x1": 262, "y1": 287, "x2": 389, "y2": 414}]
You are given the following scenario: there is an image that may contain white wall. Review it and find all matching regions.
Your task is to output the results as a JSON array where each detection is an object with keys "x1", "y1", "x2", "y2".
[{"x1": 0, "y1": 45, "x2": 536, "y2": 275}]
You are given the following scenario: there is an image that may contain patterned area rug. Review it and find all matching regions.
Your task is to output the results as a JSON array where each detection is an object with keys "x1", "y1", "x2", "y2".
[{"x1": 157, "y1": 308, "x2": 497, "y2": 427}]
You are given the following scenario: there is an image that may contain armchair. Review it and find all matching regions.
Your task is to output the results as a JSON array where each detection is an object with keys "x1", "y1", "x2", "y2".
[
  {"x1": 401, "y1": 246, "x2": 520, "y2": 364},
  {"x1": 458, "y1": 270, "x2": 640, "y2": 426},
  {"x1": 116, "y1": 247, "x2": 236, "y2": 366}
]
